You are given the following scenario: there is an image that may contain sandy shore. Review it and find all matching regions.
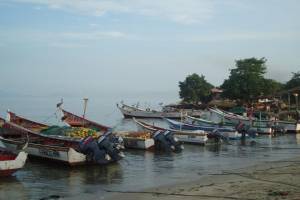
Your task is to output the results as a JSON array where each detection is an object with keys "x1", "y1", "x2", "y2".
[{"x1": 105, "y1": 157, "x2": 300, "y2": 200}]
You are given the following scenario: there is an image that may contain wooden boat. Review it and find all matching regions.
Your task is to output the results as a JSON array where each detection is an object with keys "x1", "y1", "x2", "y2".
[
  {"x1": 1, "y1": 117, "x2": 124, "y2": 165},
  {"x1": 8, "y1": 111, "x2": 49, "y2": 132},
  {"x1": 186, "y1": 115, "x2": 274, "y2": 135},
  {"x1": 164, "y1": 118, "x2": 242, "y2": 140},
  {"x1": 62, "y1": 109, "x2": 183, "y2": 152},
  {"x1": 117, "y1": 103, "x2": 202, "y2": 119},
  {"x1": 209, "y1": 108, "x2": 300, "y2": 133},
  {"x1": 61, "y1": 108, "x2": 183, "y2": 152},
  {"x1": 133, "y1": 118, "x2": 209, "y2": 145},
  {"x1": 61, "y1": 109, "x2": 109, "y2": 133},
  {"x1": 1, "y1": 122, "x2": 91, "y2": 165},
  {"x1": 113, "y1": 131, "x2": 155, "y2": 150},
  {"x1": 60, "y1": 109, "x2": 155, "y2": 150},
  {"x1": 0, "y1": 144, "x2": 28, "y2": 176}
]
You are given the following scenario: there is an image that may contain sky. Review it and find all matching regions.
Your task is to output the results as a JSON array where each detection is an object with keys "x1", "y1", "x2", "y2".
[{"x1": 0, "y1": 0, "x2": 300, "y2": 98}]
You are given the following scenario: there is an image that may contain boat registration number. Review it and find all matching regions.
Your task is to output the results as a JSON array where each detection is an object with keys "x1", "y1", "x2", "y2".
[{"x1": 39, "y1": 149, "x2": 60, "y2": 158}]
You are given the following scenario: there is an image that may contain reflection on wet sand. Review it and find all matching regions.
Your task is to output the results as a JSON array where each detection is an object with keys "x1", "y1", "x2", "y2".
[
  {"x1": 1, "y1": 134, "x2": 300, "y2": 200},
  {"x1": 9, "y1": 160, "x2": 123, "y2": 199},
  {"x1": 0, "y1": 176, "x2": 29, "y2": 199},
  {"x1": 296, "y1": 133, "x2": 300, "y2": 144}
]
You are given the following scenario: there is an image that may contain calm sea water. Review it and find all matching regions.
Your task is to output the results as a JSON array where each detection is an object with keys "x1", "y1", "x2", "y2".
[{"x1": 1, "y1": 95, "x2": 300, "y2": 200}]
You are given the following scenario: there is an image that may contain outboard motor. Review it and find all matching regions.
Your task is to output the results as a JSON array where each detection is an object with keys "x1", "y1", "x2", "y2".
[
  {"x1": 79, "y1": 132, "x2": 124, "y2": 164},
  {"x1": 163, "y1": 130, "x2": 183, "y2": 153},
  {"x1": 153, "y1": 130, "x2": 168, "y2": 151},
  {"x1": 152, "y1": 130, "x2": 183, "y2": 153},
  {"x1": 246, "y1": 128, "x2": 257, "y2": 138},
  {"x1": 98, "y1": 131, "x2": 124, "y2": 161},
  {"x1": 210, "y1": 129, "x2": 228, "y2": 142},
  {"x1": 79, "y1": 136, "x2": 111, "y2": 164}
]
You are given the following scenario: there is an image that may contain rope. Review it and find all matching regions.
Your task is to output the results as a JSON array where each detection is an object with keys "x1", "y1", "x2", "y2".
[
  {"x1": 41, "y1": 108, "x2": 61, "y2": 124},
  {"x1": 103, "y1": 109, "x2": 117, "y2": 118}
]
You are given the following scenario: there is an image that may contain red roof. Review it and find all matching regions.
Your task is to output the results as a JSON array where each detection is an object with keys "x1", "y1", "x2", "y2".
[{"x1": 211, "y1": 88, "x2": 223, "y2": 93}]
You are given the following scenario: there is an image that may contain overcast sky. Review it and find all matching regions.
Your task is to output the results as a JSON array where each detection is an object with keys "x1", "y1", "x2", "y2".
[{"x1": 0, "y1": 0, "x2": 299, "y2": 97}]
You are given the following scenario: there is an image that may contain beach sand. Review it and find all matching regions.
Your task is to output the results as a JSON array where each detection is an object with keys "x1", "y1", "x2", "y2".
[{"x1": 106, "y1": 156, "x2": 300, "y2": 200}]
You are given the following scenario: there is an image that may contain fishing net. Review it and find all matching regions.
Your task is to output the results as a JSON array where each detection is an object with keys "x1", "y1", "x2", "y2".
[{"x1": 41, "y1": 126, "x2": 99, "y2": 138}]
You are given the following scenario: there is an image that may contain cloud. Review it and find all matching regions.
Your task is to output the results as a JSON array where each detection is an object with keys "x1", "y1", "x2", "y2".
[
  {"x1": 49, "y1": 42, "x2": 87, "y2": 48},
  {"x1": 0, "y1": 29, "x2": 136, "y2": 48},
  {"x1": 60, "y1": 31, "x2": 129, "y2": 40},
  {"x1": 0, "y1": 29, "x2": 132, "y2": 41},
  {"x1": 11, "y1": 0, "x2": 214, "y2": 24},
  {"x1": 187, "y1": 31, "x2": 300, "y2": 42}
]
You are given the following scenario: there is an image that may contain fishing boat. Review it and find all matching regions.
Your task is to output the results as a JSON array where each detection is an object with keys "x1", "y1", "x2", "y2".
[
  {"x1": 186, "y1": 115, "x2": 273, "y2": 135},
  {"x1": 114, "y1": 131, "x2": 155, "y2": 150},
  {"x1": 61, "y1": 107, "x2": 184, "y2": 152},
  {"x1": 61, "y1": 109, "x2": 109, "y2": 133},
  {"x1": 117, "y1": 103, "x2": 202, "y2": 119},
  {"x1": 164, "y1": 118, "x2": 242, "y2": 140},
  {"x1": 1, "y1": 116, "x2": 124, "y2": 166},
  {"x1": 133, "y1": 118, "x2": 209, "y2": 145},
  {"x1": 209, "y1": 108, "x2": 300, "y2": 133},
  {"x1": 7, "y1": 111, "x2": 49, "y2": 132},
  {"x1": 0, "y1": 142, "x2": 28, "y2": 176},
  {"x1": 60, "y1": 108, "x2": 156, "y2": 150}
]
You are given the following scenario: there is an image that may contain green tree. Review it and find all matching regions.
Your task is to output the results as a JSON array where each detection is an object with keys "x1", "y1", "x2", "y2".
[
  {"x1": 179, "y1": 73, "x2": 214, "y2": 104},
  {"x1": 285, "y1": 71, "x2": 300, "y2": 89},
  {"x1": 263, "y1": 79, "x2": 284, "y2": 96},
  {"x1": 221, "y1": 57, "x2": 267, "y2": 101}
]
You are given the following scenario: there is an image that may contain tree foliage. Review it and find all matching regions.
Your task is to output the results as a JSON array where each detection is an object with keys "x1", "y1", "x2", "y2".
[
  {"x1": 263, "y1": 79, "x2": 284, "y2": 96},
  {"x1": 285, "y1": 71, "x2": 300, "y2": 90},
  {"x1": 179, "y1": 73, "x2": 214, "y2": 104},
  {"x1": 221, "y1": 57, "x2": 267, "y2": 101}
]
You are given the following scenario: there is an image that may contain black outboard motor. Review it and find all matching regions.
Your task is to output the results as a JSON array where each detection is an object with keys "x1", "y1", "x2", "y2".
[
  {"x1": 210, "y1": 129, "x2": 228, "y2": 141},
  {"x1": 246, "y1": 128, "x2": 257, "y2": 138},
  {"x1": 79, "y1": 131, "x2": 124, "y2": 165},
  {"x1": 152, "y1": 130, "x2": 183, "y2": 153},
  {"x1": 163, "y1": 130, "x2": 183, "y2": 153},
  {"x1": 153, "y1": 130, "x2": 168, "y2": 150},
  {"x1": 79, "y1": 136, "x2": 111, "y2": 164},
  {"x1": 98, "y1": 131, "x2": 124, "y2": 161}
]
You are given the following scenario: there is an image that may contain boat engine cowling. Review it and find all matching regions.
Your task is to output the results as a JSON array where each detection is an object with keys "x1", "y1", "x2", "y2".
[
  {"x1": 163, "y1": 130, "x2": 184, "y2": 152},
  {"x1": 153, "y1": 130, "x2": 183, "y2": 153},
  {"x1": 210, "y1": 129, "x2": 228, "y2": 141},
  {"x1": 98, "y1": 132, "x2": 124, "y2": 161},
  {"x1": 79, "y1": 133, "x2": 124, "y2": 164},
  {"x1": 246, "y1": 128, "x2": 257, "y2": 138},
  {"x1": 79, "y1": 136, "x2": 111, "y2": 164}
]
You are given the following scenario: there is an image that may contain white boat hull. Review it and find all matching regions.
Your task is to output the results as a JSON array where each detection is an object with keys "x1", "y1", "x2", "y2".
[
  {"x1": 175, "y1": 134, "x2": 208, "y2": 145},
  {"x1": 134, "y1": 118, "x2": 209, "y2": 145},
  {"x1": 118, "y1": 104, "x2": 201, "y2": 119},
  {"x1": 114, "y1": 131, "x2": 155, "y2": 150},
  {"x1": 123, "y1": 138, "x2": 155, "y2": 150},
  {"x1": 0, "y1": 151, "x2": 27, "y2": 175},
  {"x1": 1, "y1": 138, "x2": 86, "y2": 166}
]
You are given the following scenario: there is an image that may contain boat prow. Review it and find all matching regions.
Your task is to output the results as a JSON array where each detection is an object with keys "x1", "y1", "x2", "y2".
[{"x1": 0, "y1": 146, "x2": 28, "y2": 176}]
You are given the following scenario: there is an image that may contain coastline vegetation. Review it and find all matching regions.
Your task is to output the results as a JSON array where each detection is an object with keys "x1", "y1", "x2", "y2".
[{"x1": 179, "y1": 57, "x2": 300, "y2": 109}]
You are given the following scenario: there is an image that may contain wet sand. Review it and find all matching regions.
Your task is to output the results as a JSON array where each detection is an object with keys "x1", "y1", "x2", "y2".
[{"x1": 106, "y1": 156, "x2": 300, "y2": 200}]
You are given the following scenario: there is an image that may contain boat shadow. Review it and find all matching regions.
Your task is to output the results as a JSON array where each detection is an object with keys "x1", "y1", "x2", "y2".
[{"x1": 25, "y1": 159, "x2": 124, "y2": 185}]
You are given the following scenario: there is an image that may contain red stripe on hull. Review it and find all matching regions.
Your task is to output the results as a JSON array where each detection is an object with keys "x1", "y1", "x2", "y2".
[{"x1": 0, "y1": 169, "x2": 18, "y2": 177}]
